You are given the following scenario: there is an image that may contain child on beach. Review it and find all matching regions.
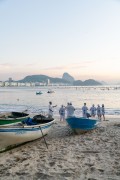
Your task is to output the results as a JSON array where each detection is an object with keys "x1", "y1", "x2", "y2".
[
  {"x1": 101, "y1": 104, "x2": 105, "y2": 120},
  {"x1": 82, "y1": 103, "x2": 88, "y2": 118},
  {"x1": 59, "y1": 105, "x2": 66, "y2": 121},
  {"x1": 96, "y1": 104, "x2": 101, "y2": 120},
  {"x1": 90, "y1": 104, "x2": 96, "y2": 117}
]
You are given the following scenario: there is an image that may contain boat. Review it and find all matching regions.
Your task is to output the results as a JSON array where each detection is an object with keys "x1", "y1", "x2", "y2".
[
  {"x1": 0, "y1": 111, "x2": 29, "y2": 126},
  {"x1": 47, "y1": 90, "x2": 55, "y2": 93},
  {"x1": 36, "y1": 91, "x2": 43, "y2": 95},
  {"x1": 0, "y1": 117, "x2": 55, "y2": 150},
  {"x1": 66, "y1": 116, "x2": 100, "y2": 134}
]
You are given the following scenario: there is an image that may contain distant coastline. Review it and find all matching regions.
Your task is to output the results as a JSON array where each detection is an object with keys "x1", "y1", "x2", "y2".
[{"x1": 0, "y1": 73, "x2": 103, "y2": 87}]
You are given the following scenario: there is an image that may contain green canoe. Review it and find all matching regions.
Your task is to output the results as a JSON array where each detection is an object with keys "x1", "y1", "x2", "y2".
[{"x1": 0, "y1": 112, "x2": 29, "y2": 126}]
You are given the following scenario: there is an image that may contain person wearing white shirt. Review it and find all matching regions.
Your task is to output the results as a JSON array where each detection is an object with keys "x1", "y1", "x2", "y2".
[
  {"x1": 66, "y1": 102, "x2": 75, "y2": 118},
  {"x1": 82, "y1": 103, "x2": 88, "y2": 118},
  {"x1": 48, "y1": 101, "x2": 57, "y2": 118},
  {"x1": 96, "y1": 104, "x2": 101, "y2": 120},
  {"x1": 59, "y1": 105, "x2": 66, "y2": 121},
  {"x1": 101, "y1": 104, "x2": 105, "y2": 121},
  {"x1": 90, "y1": 104, "x2": 96, "y2": 117}
]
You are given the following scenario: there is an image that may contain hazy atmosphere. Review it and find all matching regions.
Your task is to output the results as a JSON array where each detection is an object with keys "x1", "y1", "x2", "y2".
[{"x1": 0, "y1": 0, "x2": 120, "y2": 83}]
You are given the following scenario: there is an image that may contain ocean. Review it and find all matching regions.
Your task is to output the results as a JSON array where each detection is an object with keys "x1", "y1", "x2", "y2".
[{"x1": 0, "y1": 86, "x2": 120, "y2": 118}]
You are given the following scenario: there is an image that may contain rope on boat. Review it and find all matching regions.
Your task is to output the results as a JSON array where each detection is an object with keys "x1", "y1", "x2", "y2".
[{"x1": 39, "y1": 126, "x2": 48, "y2": 149}]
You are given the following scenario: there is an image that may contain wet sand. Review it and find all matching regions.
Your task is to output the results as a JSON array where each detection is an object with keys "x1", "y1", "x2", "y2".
[{"x1": 0, "y1": 116, "x2": 120, "y2": 180}]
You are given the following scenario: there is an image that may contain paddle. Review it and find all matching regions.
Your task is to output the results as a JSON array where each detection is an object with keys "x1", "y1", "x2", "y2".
[{"x1": 39, "y1": 126, "x2": 48, "y2": 149}]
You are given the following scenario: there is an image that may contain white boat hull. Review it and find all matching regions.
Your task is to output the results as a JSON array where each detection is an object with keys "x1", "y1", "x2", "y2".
[{"x1": 0, "y1": 120, "x2": 55, "y2": 149}]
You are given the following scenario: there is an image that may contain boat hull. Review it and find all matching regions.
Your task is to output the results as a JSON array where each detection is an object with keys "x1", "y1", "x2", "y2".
[
  {"x1": 66, "y1": 117, "x2": 100, "y2": 134},
  {"x1": 36, "y1": 92, "x2": 42, "y2": 95},
  {"x1": 0, "y1": 120, "x2": 55, "y2": 149},
  {"x1": 0, "y1": 112, "x2": 29, "y2": 126}
]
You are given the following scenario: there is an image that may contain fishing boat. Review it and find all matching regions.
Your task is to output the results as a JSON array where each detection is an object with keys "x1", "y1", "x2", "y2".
[
  {"x1": 0, "y1": 111, "x2": 29, "y2": 126},
  {"x1": 47, "y1": 90, "x2": 55, "y2": 93},
  {"x1": 66, "y1": 116, "x2": 100, "y2": 134},
  {"x1": 0, "y1": 118, "x2": 55, "y2": 150},
  {"x1": 36, "y1": 91, "x2": 43, "y2": 95}
]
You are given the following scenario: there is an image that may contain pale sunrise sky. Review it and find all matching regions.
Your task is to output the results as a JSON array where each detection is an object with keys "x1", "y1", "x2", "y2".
[{"x1": 0, "y1": 0, "x2": 120, "y2": 83}]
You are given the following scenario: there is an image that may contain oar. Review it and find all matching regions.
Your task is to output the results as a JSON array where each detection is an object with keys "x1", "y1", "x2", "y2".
[{"x1": 39, "y1": 126, "x2": 48, "y2": 149}]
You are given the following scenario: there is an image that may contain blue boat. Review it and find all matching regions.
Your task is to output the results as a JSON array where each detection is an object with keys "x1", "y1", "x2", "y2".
[
  {"x1": 66, "y1": 116, "x2": 100, "y2": 134},
  {"x1": 36, "y1": 91, "x2": 43, "y2": 95}
]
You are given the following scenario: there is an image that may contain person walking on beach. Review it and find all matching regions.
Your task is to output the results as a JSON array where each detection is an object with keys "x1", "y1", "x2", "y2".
[
  {"x1": 101, "y1": 104, "x2": 105, "y2": 121},
  {"x1": 66, "y1": 102, "x2": 75, "y2": 118},
  {"x1": 90, "y1": 104, "x2": 96, "y2": 117},
  {"x1": 48, "y1": 101, "x2": 57, "y2": 118},
  {"x1": 96, "y1": 104, "x2": 101, "y2": 120},
  {"x1": 82, "y1": 103, "x2": 88, "y2": 118},
  {"x1": 59, "y1": 105, "x2": 66, "y2": 121}
]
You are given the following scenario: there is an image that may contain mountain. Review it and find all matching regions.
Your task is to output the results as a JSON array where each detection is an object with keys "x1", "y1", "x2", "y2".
[
  {"x1": 83, "y1": 79, "x2": 102, "y2": 86},
  {"x1": 73, "y1": 80, "x2": 83, "y2": 86},
  {"x1": 62, "y1": 72, "x2": 75, "y2": 83},
  {"x1": 100, "y1": 81, "x2": 107, "y2": 85},
  {"x1": 15, "y1": 74, "x2": 102, "y2": 86},
  {"x1": 73, "y1": 79, "x2": 102, "y2": 86},
  {"x1": 17, "y1": 75, "x2": 69, "y2": 84}
]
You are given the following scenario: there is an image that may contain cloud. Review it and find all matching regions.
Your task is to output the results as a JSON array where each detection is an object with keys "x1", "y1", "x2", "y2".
[
  {"x1": 24, "y1": 63, "x2": 36, "y2": 67},
  {"x1": 40, "y1": 61, "x2": 95, "y2": 71},
  {"x1": 0, "y1": 63, "x2": 16, "y2": 68}
]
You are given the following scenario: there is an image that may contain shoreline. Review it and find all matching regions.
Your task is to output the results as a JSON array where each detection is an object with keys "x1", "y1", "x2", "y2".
[{"x1": 0, "y1": 118, "x2": 120, "y2": 180}]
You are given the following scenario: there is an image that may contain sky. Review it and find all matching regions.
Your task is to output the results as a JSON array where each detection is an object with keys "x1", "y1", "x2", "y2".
[{"x1": 0, "y1": 0, "x2": 120, "y2": 83}]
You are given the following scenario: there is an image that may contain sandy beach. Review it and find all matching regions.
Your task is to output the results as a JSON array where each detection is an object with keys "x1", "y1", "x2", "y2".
[{"x1": 0, "y1": 116, "x2": 120, "y2": 180}]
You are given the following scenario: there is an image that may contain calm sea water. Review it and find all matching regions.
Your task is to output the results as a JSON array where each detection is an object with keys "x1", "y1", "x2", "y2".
[{"x1": 0, "y1": 86, "x2": 120, "y2": 117}]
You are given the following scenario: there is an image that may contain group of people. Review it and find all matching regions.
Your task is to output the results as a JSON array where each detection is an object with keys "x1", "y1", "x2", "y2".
[
  {"x1": 59, "y1": 102, "x2": 75, "y2": 121},
  {"x1": 82, "y1": 103, "x2": 105, "y2": 120},
  {"x1": 48, "y1": 101, "x2": 105, "y2": 121},
  {"x1": 48, "y1": 102, "x2": 75, "y2": 121}
]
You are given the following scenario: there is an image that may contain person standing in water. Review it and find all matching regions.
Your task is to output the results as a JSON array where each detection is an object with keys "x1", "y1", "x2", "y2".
[
  {"x1": 82, "y1": 103, "x2": 88, "y2": 118},
  {"x1": 101, "y1": 104, "x2": 105, "y2": 121}
]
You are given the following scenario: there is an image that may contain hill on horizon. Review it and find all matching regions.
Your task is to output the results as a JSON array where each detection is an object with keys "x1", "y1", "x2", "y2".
[
  {"x1": 14, "y1": 73, "x2": 102, "y2": 86},
  {"x1": 17, "y1": 75, "x2": 69, "y2": 84}
]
